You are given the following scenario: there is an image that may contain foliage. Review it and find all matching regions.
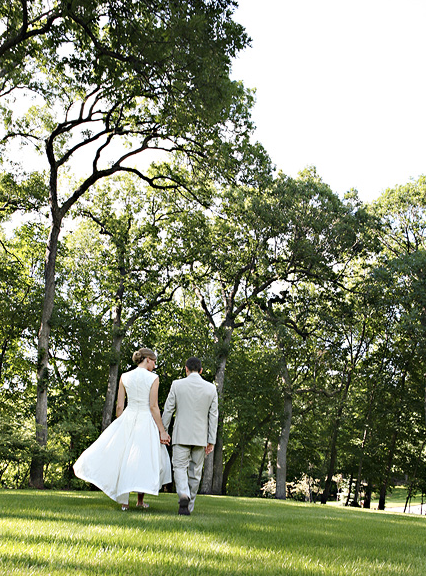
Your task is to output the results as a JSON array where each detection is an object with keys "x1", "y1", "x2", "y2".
[
  {"x1": 0, "y1": 172, "x2": 48, "y2": 219},
  {"x1": 0, "y1": 220, "x2": 45, "y2": 389},
  {"x1": 0, "y1": 0, "x2": 264, "y2": 487},
  {"x1": 2, "y1": 1, "x2": 425, "y2": 501}
]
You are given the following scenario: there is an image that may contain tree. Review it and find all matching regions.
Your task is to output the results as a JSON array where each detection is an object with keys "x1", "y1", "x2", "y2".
[
  {"x1": 191, "y1": 169, "x2": 370, "y2": 494},
  {"x1": 251, "y1": 176, "x2": 375, "y2": 501},
  {"x1": 0, "y1": 219, "x2": 47, "y2": 486},
  {"x1": 186, "y1": 184, "x2": 276, "y2": 494},
  {"x1": 1, "y1": 0, "x2": 256, "y2": 487},
  {"x1": 0, "y1": 219, "x2": 45, "y2": 384},
  {"x1": 72, "y1": 175, "x2": 195, "y2": 430},
  {"x1": 1, "y1": 1, "x2": 248, "y2": 100},
  {"x1": 317, "y1": 277, "x2": 379, "y2": 504},
  {"x1": 218, "y1": 324, "x2": 282, "y2": 496},
  {"x1": 365, "y1": 179, "x2": 426, "y2": 508},
  {"x1": 258, "y1": 286, "x2": 337, "y2": 500}
]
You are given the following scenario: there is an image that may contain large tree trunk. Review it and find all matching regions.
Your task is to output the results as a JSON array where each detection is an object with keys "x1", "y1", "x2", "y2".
[
  {"x1": 345, "y1": 473, "x2": 354, "y2": 506},
  {"x1": 378, "y1": 370, "x2": 406, "y2": 510},
  {"x1": 274, "y1": 341, "x2": 294, "y2": 500},
  {"x1": 257, "y1": 436, "x2": 271, "y2": 487},
  {"x1": 378, "y1": 427, "x2": 398, "y2": 510},
  {"x1": 101, "y1": 330, "x2": 124, "y2": 431},
  {"x1": 201, "y1": 335, "x2": 230, "y2": 494},
  {"x1": 222, "y1": 451, "x2": 239, "y2": 494},
  {"x1": 275, "y1": 392, "x2": 292, "y2": 499},
  {"x1": 321, "y1": 371, "x2": 352, "y2": 504},
  {"x1": 200, "y1": 385, "x2": 224, "y2": 494},
  {"x1": 353, "y1": 377, "x2": 377, "y2": 506},
  {"x1": 29, "y1": 219, "x2": 61, "y2": 488},
  {"x1": 212, "y1": 417, "x2": 224, "y2": 494},
  {"x1": 353, "y1": 445, "x2": 365, "y2": 506},
  {"x1": 0, "y1": 338, "x2": 9, "y2": 381},
  {"x1": 101, "y1": 291, "x2": 124, "y2": 431},
  {"x1": 200, "y1": 452, "x2": 214, "y2": 494},
  {"x1": 101, "y1": 242, "x2": 134, "y2": 431},
  {"x1": 363, "y1": 483, "x2": 372, "y2": 509}
]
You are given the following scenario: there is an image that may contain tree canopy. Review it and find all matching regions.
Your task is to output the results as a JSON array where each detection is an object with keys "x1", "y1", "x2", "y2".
[{"x1": 0, "y1": 2, "x2": 425, "y2": 507}]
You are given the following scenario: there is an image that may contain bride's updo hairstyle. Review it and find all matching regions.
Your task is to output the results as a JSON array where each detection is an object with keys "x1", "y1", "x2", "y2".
[{"x1": 132, "y1": 347, "x2": 156, "y2": 365}]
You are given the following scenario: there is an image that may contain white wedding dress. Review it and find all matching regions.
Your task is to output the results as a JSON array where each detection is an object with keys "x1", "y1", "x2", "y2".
[{"x1": 73, "y1": 367, "x2": 171, "y2": 505}]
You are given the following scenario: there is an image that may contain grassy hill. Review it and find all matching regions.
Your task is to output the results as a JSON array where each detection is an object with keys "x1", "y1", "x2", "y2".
[{"x1": 0, "y1": 490, "x2": 425, "y2": 575}]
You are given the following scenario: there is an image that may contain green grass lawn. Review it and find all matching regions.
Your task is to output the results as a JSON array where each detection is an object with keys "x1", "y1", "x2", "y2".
[{"x1": 1, "y1": 490, "x2": 425, "y2": 576}]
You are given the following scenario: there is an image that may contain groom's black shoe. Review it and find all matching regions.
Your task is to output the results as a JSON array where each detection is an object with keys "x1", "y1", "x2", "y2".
[{"x1": 178, "y1": 497, "x2": 190, "y2": 515}]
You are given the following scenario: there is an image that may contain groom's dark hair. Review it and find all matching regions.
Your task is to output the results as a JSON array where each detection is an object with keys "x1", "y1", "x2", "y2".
[{"x1": 186, "y1": 356, "x2": 202, "y2": 373}]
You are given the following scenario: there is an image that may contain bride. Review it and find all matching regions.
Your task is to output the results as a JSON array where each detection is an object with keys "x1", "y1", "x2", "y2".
[{"x1": 74, "y1": 347, "x2": 171, "y2": 510}]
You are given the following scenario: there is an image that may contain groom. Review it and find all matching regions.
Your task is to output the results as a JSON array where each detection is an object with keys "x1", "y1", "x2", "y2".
[{"x1": 162, "y1": 356, "x2": 218, "y2": 515}]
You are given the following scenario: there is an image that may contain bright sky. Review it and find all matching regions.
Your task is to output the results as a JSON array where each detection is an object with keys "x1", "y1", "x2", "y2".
[{"x1": 231, "y1": 0, "x2": 426, "y2": 202}]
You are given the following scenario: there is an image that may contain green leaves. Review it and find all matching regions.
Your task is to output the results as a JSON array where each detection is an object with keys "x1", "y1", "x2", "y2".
[{"x1": 0, "y1": 171, "x2": 48, "y2": 219}]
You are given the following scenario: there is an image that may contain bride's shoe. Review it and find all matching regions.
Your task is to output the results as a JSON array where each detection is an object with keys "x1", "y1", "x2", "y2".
[{"x1": 121, "y1": 504, "x2": 129, "y2": 511}]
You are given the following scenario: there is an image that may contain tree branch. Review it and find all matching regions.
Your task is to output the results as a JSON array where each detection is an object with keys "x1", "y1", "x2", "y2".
[
  {"x1": 124, "y1": 283, "x2": 178, "y2": 332},
  {"x1": 0, "y1": 238, "x2": 24, "y2": 267},
  {"x1": 0, "y1": 2, "x2": 61, "y2": 60},
  {"x1": 193, "y1": 283, "x2": 217, "y2": 331},
  {"x1": 79, "y1": 210, "x2": 113, "y2": 237}
]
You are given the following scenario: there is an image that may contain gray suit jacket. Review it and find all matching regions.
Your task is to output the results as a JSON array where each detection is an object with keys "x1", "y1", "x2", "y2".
[{"x1": 162, "y1": 372, "x2": 218, "y2": 447}]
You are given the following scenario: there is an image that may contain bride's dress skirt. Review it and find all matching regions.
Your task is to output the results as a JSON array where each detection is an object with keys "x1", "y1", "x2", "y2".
[{"x1": 74, "y1": 368, "x2": 171, "y2": 505}]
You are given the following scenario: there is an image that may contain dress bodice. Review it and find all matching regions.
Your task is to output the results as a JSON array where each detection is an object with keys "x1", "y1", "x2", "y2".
[{"x1": 121, "y1": 367, "x2": 157, "y2": 411}]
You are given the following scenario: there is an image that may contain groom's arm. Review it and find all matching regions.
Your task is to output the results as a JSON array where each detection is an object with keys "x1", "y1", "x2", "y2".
[
  {"x1": 207, "y1": 389, "x2": 218, "y2": 445},
  {"x1": 161, "y1": 381, "x2": 176, "y2": 432}
]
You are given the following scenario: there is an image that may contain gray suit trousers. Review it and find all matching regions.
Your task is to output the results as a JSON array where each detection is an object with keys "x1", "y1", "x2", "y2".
[{"x1": 172, "y1": 444, "x2": 205, "y2": 513}]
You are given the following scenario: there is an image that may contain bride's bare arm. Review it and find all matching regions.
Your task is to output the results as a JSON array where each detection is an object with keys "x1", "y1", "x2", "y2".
[
  {"x1": 116, "y1": 378, "x2": 126, "y2": 417},
  {"x1": 149, "y1": 378, "x2": 170, "y2": 445}
]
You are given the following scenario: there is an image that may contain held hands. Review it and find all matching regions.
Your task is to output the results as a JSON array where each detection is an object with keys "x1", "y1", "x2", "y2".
[{"x1": 160, "y1": 430, "x2": 171, "y2": 446}]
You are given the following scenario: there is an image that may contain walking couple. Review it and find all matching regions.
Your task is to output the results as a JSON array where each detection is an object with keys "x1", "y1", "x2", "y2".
[{"x1": 73, "y1": 348, "x2": 218, "y2": 516}]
